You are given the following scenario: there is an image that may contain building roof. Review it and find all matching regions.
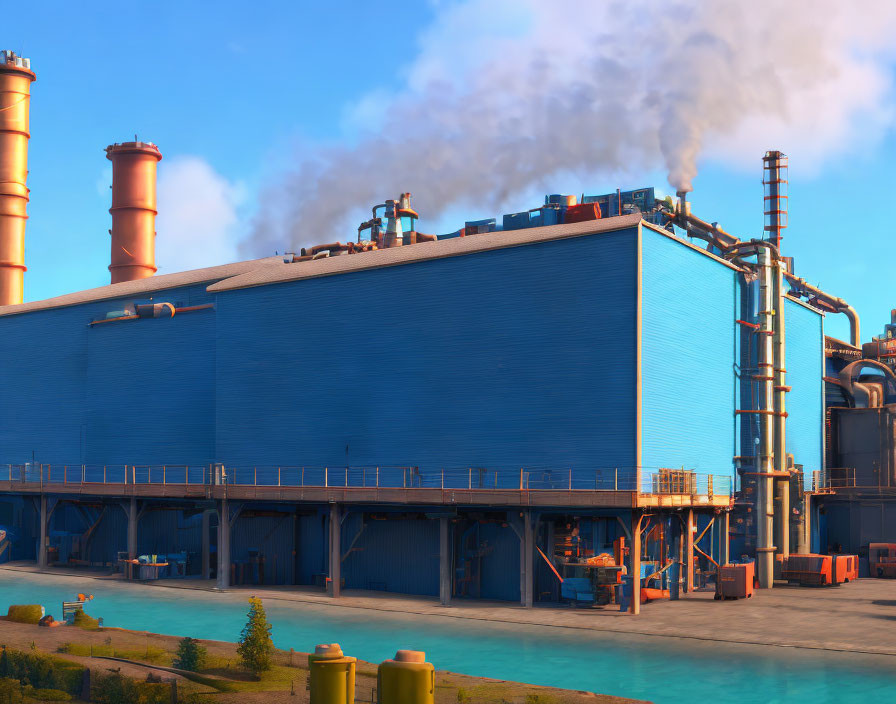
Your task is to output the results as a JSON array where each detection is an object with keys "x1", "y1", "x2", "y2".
[
  {"x1": 0, "y1": 256, "x2": 285, "y2": 317},
  {"x1": 208, "y1": 213, "x2": 645, "y2": 293}
]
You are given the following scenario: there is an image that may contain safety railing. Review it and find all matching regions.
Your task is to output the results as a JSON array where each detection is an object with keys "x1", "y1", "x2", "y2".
[
  {"x1": 0, "y1": 463, "x2": 734, "y2": 496},
  {"x1": 816, "y1": 467, "x2": 856, "y2": 490}
]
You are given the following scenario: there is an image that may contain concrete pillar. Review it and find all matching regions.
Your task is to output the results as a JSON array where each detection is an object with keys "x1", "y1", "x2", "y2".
[
  {"x1": 127, "y1": 497, "x2": 138, "y2": 560},
  {"x1": 520, "y1": 511, "x2": 534, "y2": 608},
  {"x1": 439, "y1": 517, "x2": 451, "y2": 606},
  {"x1": 774, "y1": 478, "x2": 790, "y2": 562},
  {"x1": 630, "y1": 513, "x2": 641, "y2": 615},
  {"x1": 684, "y1": 509, "x2": 694, "y2": 593},
  {"x1": 328, "y1": 503, "x2": 341, "y2": 597},
  {"x1": 801, "y1": 494, "x2": 812, "y2": 555},
  {"x1": 216, "y1": 499, "x2": 230, "y2": 590},
  {"x1": 201, "y1": 509, "x2": 211, "y2": 579},
  {"x1": 37, "y1": 495, "x2": 47, "y2": 569}
]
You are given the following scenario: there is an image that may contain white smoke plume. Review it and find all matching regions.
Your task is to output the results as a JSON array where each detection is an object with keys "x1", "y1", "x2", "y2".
[
  {"x1": 156, "y1": 157, "x2": 246, "y2": 273},
  {"x1": 244, "y1": 0, "x2": 896, "y2": 255}
]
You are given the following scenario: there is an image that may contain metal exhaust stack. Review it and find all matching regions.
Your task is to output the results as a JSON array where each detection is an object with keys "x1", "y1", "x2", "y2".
[
  {"x1": 763, "y1": 151, "x2": 788, "y2": 251},
  {"x1": 0, "y1": 51, "x2": 35, "y2": 306},
  {"x1": 105, "y1": 139, "x2": 162, "y2": 284}
]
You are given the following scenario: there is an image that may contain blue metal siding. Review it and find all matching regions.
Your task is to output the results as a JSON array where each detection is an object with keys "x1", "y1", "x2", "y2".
[
  {"x1": 476, "y1": 522, "x2": 520, "y2": 602},
  {"x1": 297, "y1": 512, "x2": 327, "y2": 585},
  {"x1": 784, "y1": 298, "x2": 825, "y2": 484},
  {"x1": 640, "y1": 228, "x2": 738, "y2": 476},
  {"x1": 86, "y1": 307, "x2": 215, "y2": 466},
  {"x1": 0, "y1": 283, "x2": 215, "y2": 467},
  {"x1": 230, "y1": 513, "x2": 295, "y2": 585},
  {"x1": 340, "y1": 515, "x2": 439, "y2": 596},
  {"x1": 215, "y1": 231, "x2": 637, "y2": 476}
]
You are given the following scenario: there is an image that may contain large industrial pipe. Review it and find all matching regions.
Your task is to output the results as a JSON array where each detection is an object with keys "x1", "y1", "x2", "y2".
[
  {"x1": 784, "y1": 273, "x2": 860, "y2": 347},
  {"x1": 106, "y1": 140, "x2": 162, "y2": 284},
  {"x1": 755, "y1": 246, "x2": 777, "y2": 589},
  {"x1": 772, "y1": 260, "x2": 789, "y2": 562},
  {"x1": 0, "y1": 51, "x2": 35, "y2": 306}
]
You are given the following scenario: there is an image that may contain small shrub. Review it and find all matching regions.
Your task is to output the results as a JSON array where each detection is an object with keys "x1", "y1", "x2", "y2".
[
  {"x1": 6, "y1": 605, "x2": 43, "y2": 625},
  {"x1": 457, "y1": 688, "x2": 471, "y2": 703},
  {"x1": 173, "y1": 637, "x2": 206, "y2": 672},
  {"x1": 24, "y1": 685, "x2": 71, "y2": 700},
  {"x1": 236, "y1": 597, "x2": 273, "y2": 676},
  {"x1": 91, "y1": 672, "x2": 169, "y2": 704},
  {"x1": 71, "y1": 610, "x2": 100, "y2": 631}
]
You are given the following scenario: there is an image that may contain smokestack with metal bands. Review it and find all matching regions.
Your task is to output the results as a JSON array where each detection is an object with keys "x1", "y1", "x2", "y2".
[
  {"x1": 0, "y1": 51, "x2": 35, "y2": 306},
  {"x1": 105, "y1": 140, "x2": 162, "y2": 284}
]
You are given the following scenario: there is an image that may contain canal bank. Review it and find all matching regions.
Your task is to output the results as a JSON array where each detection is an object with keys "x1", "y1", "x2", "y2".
[
  {"x1": 0, "y1": 568, "x2": 893, "y2": 703},
  {"x1": 3, "y1": 562, "x2": 896, "y2": 657}
]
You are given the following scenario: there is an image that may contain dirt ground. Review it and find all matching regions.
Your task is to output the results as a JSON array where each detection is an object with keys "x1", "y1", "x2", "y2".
[{"x1": 0, "y1": 618, "x2": 648, "y2": 704}]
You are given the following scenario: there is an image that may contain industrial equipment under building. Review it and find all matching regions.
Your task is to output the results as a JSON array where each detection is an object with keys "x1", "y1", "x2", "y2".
[{"x1": 0, "y1": 50, "x2": 882, "y2": 612}]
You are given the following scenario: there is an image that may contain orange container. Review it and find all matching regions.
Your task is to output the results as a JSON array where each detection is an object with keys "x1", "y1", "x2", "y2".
[
  {"x1": 781, "y1": 554, "x2": 832, "y2": 586},
  {"x1": 563, "y1": 203, "x2": 601, "y2": 224},
  {"x1": 718, "y1": 562, "x2": 754, "y2": 599}
]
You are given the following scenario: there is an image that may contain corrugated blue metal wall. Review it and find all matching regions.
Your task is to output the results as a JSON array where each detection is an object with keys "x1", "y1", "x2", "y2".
[
  {"x1": 230, "y1": 511, "x2": 294, "y2": 585},
  {"x1": 340, "y1": 514, "x2": 439, "y2": 596},
  {"x1": 475, "y1": 521, "x2": 520, "y2": 601},
  {"x1": 784, "y1": 298, "x2": 824, "y2": 485},
  {"x1": 0, "y1": 283, "x2": 215, "y2": 466},
  {"x1": 640, "y1": 227, "x2": 738, "y2": 476},
  {"x1": 297, "y1": 511, "x2": 327, "y2": 585},
  {"x1": 86, "y1": 306, "x2": 215, "y2": 466},
  {"x1": 215, "y1": 231, "x2": 638, "y2": 477}
]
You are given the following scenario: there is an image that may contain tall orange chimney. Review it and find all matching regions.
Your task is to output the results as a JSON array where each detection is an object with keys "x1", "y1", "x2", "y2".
[
  {"x1": 0, "y1": 51, "x2": 35, "y2": 306},
  {"x1": 105, "y1": 140, "x2": 162, "y2": 284}
]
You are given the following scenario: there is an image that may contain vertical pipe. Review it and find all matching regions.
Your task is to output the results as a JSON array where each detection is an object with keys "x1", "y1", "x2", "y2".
[
  {"x1": 105, "y1": 141, "x2": 162, "y2": 284},
  {"x1": 217, "y1": 498, "x2": 230, "y2": 590},
  {"x1": 721, "y1": 511, "x2": 730, "y2": 565},
  {"x1": 439, "y1": 517, "x2": 451, "y2": 606},
  {"x1": 756, "y1": 248, "x2": 776, "y2": 588},
  {"x1": 762, "y1": 151, "x2": 788, "y2": 251},
  {"x1": 685, "y1": 509, "x2": 694, "y2": 593},
  {"x1": 797, "y1": 494, "x2": 811, "y2": 554},
  {"x1": 201, "y1": 509, "x2": 211, "y2": 579},
  {"x1": 37, "y1": 495, "x2": 47, "y2": 569},
  {"x1": 0, "y1": 52, "x2": 35, "y2": 306},
  {"x1": 127, "y1": 497, "x2": 137, "y2": 560},
  {"x1": 772, "y1": 260, "x2": 789, "y2": 562},
  {"x1": 630, "y1": 513, "x2": 641, "y2": 615},
  {"x1": 669, "y1": 517, "x2": 681, "y2": 600},
  {"x1": 328, "y1": 503, "x2": 341, "y2": 597}
]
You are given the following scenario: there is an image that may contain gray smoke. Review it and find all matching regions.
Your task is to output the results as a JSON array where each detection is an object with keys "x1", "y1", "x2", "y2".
[{"x1": 243, "y1": 0, "x2": 896, "y2": 255}]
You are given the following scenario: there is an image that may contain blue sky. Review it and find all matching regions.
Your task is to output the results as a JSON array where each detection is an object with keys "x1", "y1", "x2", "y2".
[{"x1": 3, "y1": 1, "x2": 896, "y2": 343}]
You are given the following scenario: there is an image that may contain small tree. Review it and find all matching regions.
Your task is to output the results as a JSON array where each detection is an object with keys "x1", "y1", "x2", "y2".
[
  {"x1": 237, "y1": 597, "x2": 273, "y2": 677},
  {"x1": 173, "y1": 637, "x2": 206, "y2": 672}
]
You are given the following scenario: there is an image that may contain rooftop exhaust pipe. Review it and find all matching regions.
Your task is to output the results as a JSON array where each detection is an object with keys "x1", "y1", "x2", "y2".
[
  {"x1": 105, "y1": 139, "x2": 162, "y2": 284},
  {"x1": 0, "y1": 51, "x2": 35, "y2": 306}
]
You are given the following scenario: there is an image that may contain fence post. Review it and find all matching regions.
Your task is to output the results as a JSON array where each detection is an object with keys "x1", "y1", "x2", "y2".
[
  {"x1": 345, "y1": 466, "x2": 348, "y2": 487},
  {"x1": 103, "y1": 466, "x2": 107, "y2": 484},
  {"x1": 278, "y1": 467, "x2": 281, "y2": 487},
  {"x1": 520, "y1": 468, "x2": 523, "y2": 490},
  {"x1": 442, "y1": 468, "x2": 444, "y2": 490},
  {"x1": 325, "y1": 467, "x2": 328, "y2": 488},
  {"x1": 163, "y1": 466, "x2": 167, "y2": 485},
  {"x1": 568, "y1": 469, "x2": 572, "y2": 491},
  {"x1": 376, "y1": 466, "x2": 379, "y2": 488},
  {"x1": 615, "y1": 468, "x2": 618, "y2": 491},
  {"x1": 468, "y1": 468, "x2": 472, "y2": 490}
]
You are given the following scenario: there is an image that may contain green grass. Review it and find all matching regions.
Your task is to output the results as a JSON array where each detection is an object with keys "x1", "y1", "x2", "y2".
[{"x1": 71, "y1": 610, "x2": 100, "y2": 631}]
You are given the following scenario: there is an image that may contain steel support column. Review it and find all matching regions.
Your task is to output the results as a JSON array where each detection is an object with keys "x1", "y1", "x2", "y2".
[
  {"x1": 521, "y1": 511, "x2": 534, "y2": 608},
  {"x1": 685, "y1": 509, "x2": 694, "y2": 593},
  {"x1": 669, "y1": 517, "x2": 681, "y2": 600},
  {"x1": 216, "y1": 498, "x2": 231, "y2": 590},
  {"x1": 328, "y1": 503, "x2": 341, "y2": 598},
  {"x1": 37, "y1": 495, "x2": 48, "y2": 569},
  {"x1": 630, "y1": 512, "x2": 642, "y2": 615},
  {"x1": 720, "y1": 511, "x2": 730, "y2": 566},
  {"x1": 439, "y1": 517, "x2": 451, "y2": 606},
  {"x1": 127, "y1": 497, "x2": 138, "y2": 560}
]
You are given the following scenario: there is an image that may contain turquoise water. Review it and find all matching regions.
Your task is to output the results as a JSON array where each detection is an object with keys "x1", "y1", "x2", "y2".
[{"x1": 0, "y1": 572, "x2": 893, "y2": 703}]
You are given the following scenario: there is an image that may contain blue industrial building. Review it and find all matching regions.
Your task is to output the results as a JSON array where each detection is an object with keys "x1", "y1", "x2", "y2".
[{"x1": 0, "y1": 207, "x2": 827, "y2": 607}]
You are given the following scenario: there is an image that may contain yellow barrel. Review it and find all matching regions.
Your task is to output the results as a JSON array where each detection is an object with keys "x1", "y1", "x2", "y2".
[
  {"x1": 309, "y1": 643, "x2": 356, "y2": 704},
  {"x1": 377, "y1": 650, "x2": 435, "y2": 704}
]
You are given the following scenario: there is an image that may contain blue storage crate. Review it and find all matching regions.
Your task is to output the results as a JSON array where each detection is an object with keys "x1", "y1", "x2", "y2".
[{"x1": 560, "y1": 577, "x2": 594, "y2": 603}]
